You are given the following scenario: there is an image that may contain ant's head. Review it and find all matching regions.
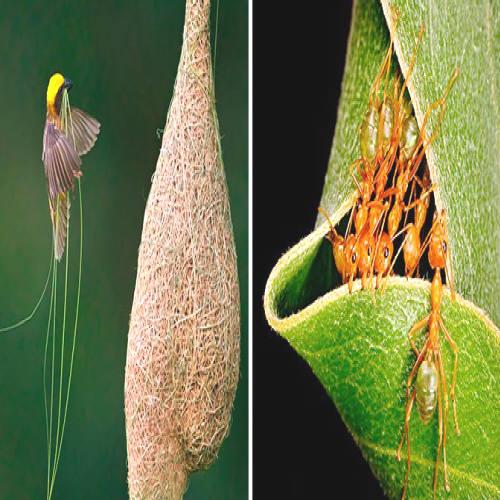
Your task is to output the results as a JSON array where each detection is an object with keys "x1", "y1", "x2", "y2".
[
  {"x1": 358, "y1": 232, "x2": 376, "y2": 272},
  {"x1": 375, "y1": 232, "x2": 394, "y2": 273},
  {"x1": 332, "y1": 238, "x2": 346, "y2": 277},
  {"x1": 345, "y1": 234, "x2": 359, "y2": 273}
]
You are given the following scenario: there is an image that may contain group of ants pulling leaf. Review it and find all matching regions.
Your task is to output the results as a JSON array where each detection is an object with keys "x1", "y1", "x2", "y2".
[{"x1": 319, "y1": 26, "x2": 460, "y2": 499}]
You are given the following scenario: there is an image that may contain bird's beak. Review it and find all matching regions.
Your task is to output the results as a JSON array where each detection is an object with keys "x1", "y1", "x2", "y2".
[{"x1": 63, "y1": 78, "x2": 73, "y2": 91}]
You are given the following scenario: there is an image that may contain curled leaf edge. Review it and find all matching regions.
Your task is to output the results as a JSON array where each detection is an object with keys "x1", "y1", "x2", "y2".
[{"x1": 263, "y1": 192, "x2": 499, "y2": 339}]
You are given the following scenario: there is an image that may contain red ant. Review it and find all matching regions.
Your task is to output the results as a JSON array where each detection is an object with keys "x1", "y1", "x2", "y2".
[
  {"x1": 319, "y1": 207, "x2": 368, "y2": 292},
  {"x1": 397, "y1": 210, "x2": 459, "y2": 499}
]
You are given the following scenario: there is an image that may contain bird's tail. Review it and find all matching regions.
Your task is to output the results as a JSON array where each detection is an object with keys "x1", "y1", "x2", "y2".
[{"x1": 49, "y1": 192, "x2": 70, "y2": 260}]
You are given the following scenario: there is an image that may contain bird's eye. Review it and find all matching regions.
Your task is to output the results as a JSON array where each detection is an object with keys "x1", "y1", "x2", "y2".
[
  {"x1": 442, "y1": 241, "x2": 447, "y2": 253},
  {"x1": 351, "y1": 253, "x2": 357, "y2": 264},
  {"x1": 384, "y1": 247, "x2": 389, "y2": 258},
  {"x1": 367, "y1": 246, "x2": 372, "y2": 257}
]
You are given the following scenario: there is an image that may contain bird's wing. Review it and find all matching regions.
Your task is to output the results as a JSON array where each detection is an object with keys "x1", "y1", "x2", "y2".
[
  {"x1": 68, "y1": 107, "x2": 101, "y2": 156},
  {"x1": 43, "y1": 121, "x2": 82, "y2": 198},
  {"x1": 49, "y1": 192, "x2": 70, "y2": 261}
]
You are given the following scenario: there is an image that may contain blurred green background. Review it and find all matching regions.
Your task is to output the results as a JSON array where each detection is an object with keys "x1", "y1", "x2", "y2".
[{"x1": 0, "y1": 1, "x2": 247, "y2": 499}]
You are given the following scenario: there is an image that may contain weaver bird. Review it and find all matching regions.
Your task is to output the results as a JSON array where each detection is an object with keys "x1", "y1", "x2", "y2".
[{"x1": 42, "y1": 73, "x2": 100, "y2": 259}]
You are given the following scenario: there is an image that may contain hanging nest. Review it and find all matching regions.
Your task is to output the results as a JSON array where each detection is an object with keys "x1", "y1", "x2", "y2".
[{"x1": 124, "y1": 0, "x2": 240, "y2": 498}]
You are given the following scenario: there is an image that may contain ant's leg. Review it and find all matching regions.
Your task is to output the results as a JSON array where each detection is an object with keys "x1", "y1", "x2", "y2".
[
  {"x1": 397, "y1": 389, "x2": 416, "y2": 500},
  {"x1": 349, "y1": 160, "x2": 363, "y2": 195},
  {"x1": 362, "y1": 271, "x2": 368, "y2": 290},
  {"x1": 407, "y1": 316, "x2": 427, "y2": 356},
  {"x1": 318, "y1": 206, "x2": 334, "y2": 232},
  {"x1": 444, "y1": 257, "x2": 456, "y2": 302},
  {"x1": 366, "y1": 199, "x2": 386, "y2": 210},
  {"x1": 398, "y1": 25, "x2": 425, "y2": 104},
  {"x1": 390, "y1": 221, "x2": 412, "y2": 242},
  {"x1": 380, "y1": 186, "x2": 399, "y2": 199},
  {"x1": 440, "y1": 318, "x2": 460, "y2": 435},
  {"x1": 414, "y1": 69, "x2": 460, "y2": 169},
  {"x1": 442, "y1": 213, "x2": 457, "y2": 301},
  {"x1": 413, "y1": 174, "x2": 425, "y2": 189},
  {"x1": 380, "y1": 225, "x2": 412, "y2": 294},
  {"x1": 402, "y1": 180, "x2": 416, "y2": 230},
  {"x1": 371, "y1": 213, "x2": 388, "y2": 292},
  {"x1": 436, "y1": 351, "x2": 451, "y2": 492},
  {"x1": 406, "y1": 336, "x2": 429, "y2": 397},
  {"x1": 345, "y1": 205, "x2": 355, "y2": 240},
  {"x1": 396, "y1": 389, "x2": 414, "y2": 460},
  {"x1": 348, "y1": 272, "x2": 354, "y2": 293},
  {"x1": 369, "y1": 35, "x2": 394, "y2": 105},
  {"x1": 404, "y1": 186, "x2": 435, "y2": 212},
  {"x1": 407, "y1": 146, "x2": 427, "y2": 182},
  {"x1": 434, "y1": 361, "x2": 444, "y2": 498}
]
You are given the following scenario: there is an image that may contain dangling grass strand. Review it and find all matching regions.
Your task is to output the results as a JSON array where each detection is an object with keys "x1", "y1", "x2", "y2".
[
  {"x1": 47, "y1": 91, "x2": 84, "y2": 500},
  {"x1": 0, "y1": 253, "x2": 53, "y2": 333},
  {"x1": 52, "y1": 194, "x2": 70, "y2": 490},
  {"x1": 47, "y1": 254, "x2": 58, "y2": 500},
  {"x1": 43, "y1": 250, "x2": 57, "y2": 498}
]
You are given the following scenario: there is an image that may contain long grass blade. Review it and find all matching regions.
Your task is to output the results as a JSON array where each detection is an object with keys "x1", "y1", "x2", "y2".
[
  {"x1": 47, "y1": 256, "x2": 58, "y2": 500},
  {"x1": 43, "y1": 253, "x2": 56, "y2": 497},
  {"x1": 52, "y1": 193, "x2": 70, "y2": 492},
  {"x1": 0, "y1": 254, "x2": 53, "y2": 333}
]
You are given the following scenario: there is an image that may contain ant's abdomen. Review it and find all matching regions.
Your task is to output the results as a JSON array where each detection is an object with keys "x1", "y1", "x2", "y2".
[
  {"x1": 416, "y1": 360, "x2": 438, "y2": 424},
  {"x1": 400, "y1": 114, "x2": 419, "y2": 162},
  {"x1": 377, "y1": 98, "x2": 394, "y2": 156},
  {"x1": 360, "y1": 106, "x2": 379, "y2": 161}
]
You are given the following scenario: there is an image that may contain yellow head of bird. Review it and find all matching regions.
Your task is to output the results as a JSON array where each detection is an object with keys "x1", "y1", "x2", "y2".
[{"x1": 46, "y1": 73, "x2": 73, "y2": 117}]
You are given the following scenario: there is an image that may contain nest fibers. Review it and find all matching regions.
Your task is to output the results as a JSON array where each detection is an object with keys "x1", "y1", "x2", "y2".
[{"x1": 124, "y1": 1, "x2": 240, "y2": 498}]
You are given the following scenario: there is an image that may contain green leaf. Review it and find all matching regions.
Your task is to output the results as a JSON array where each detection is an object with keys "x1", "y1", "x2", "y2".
[
  {"x1": 264, "y1": 208, "x2": 500, "y2": 498},
  {"x1": 264, "y1": 0, "x2": 500, "y2": 498}
]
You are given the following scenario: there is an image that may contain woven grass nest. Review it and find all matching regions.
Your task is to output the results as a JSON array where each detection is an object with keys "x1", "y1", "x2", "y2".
[{"x1": 124, "y1": 1, "x2": 240, "y2": 498}]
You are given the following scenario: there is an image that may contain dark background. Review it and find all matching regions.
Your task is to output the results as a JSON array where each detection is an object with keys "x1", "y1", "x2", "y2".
[
  {"x1": 253, "y1": 2, "x2": 384, "y2": 498},
  {"x1": 0, "y1": 1, "x2": 247, "y2": 499}
]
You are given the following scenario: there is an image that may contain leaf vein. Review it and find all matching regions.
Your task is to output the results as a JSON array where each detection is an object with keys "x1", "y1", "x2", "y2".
[{"x1": 354, "y1": 433, "x2": 500, "y2": 494}]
